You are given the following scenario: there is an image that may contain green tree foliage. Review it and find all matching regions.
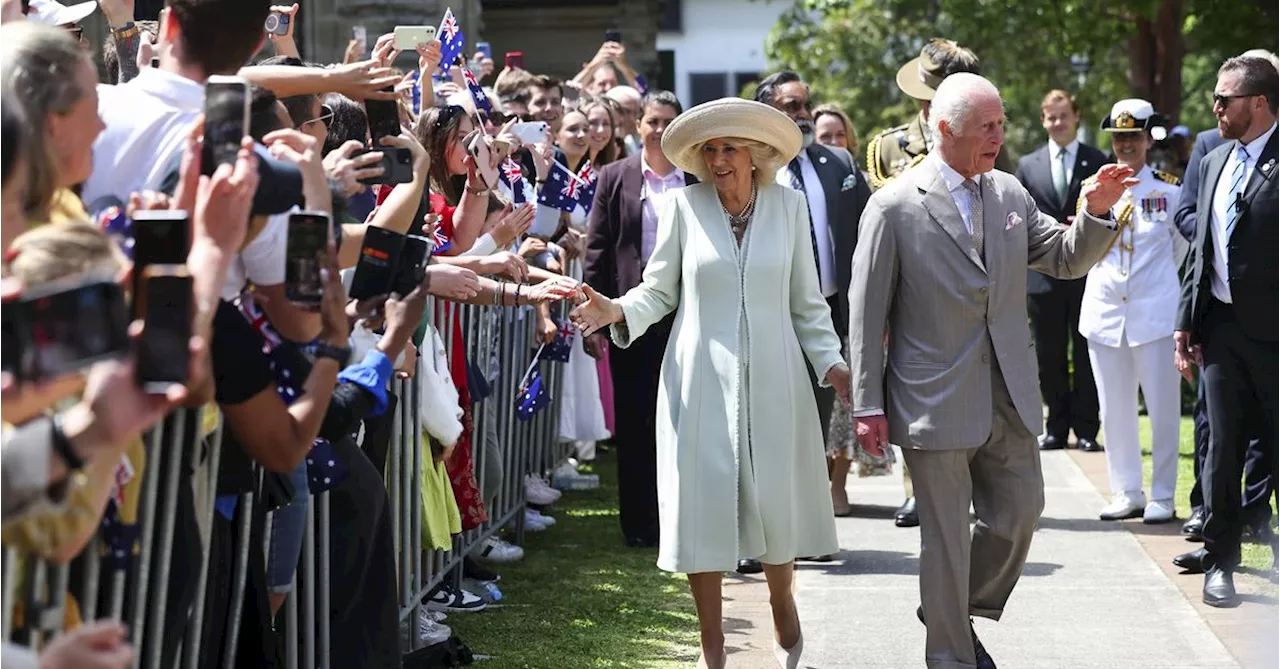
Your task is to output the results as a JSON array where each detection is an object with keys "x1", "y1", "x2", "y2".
[{"x1": 764, "y1": 0, "x2": 1277, "y2": 159}]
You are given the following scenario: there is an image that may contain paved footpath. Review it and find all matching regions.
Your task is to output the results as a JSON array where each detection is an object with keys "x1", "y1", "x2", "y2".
[{"x1": 720, "y1": 449, "x2": 1275, "y2": 668}]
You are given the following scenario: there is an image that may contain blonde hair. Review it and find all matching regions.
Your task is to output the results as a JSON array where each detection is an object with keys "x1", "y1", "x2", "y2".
[
  {"x1": 7, "y1": 222, "x2": 125, "y2": 286},
  {"x1": 813, "y1": 103, "x2": 860, "y2": 156},
  {"x1": 685, "y1": 137, "x2": 787, "y2": 184}
]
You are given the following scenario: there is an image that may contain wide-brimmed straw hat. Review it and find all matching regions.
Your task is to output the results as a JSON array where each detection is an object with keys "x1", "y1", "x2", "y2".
[{"x1": 661, "y1": 98, "x2": 802, "y2": 177}]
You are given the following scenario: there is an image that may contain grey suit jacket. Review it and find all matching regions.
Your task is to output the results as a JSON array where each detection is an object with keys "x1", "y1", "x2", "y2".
[{"x1": 848, "y1": 158, "x2": 1119, "y2": 450}]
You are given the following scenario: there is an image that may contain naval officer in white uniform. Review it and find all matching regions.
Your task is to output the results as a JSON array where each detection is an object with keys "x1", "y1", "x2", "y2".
[{"x1": 1079, "y1": 99, "x2": 1186, "y2": 524}]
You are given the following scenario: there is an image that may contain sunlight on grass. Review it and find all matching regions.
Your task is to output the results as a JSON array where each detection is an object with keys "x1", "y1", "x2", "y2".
[{"x1": 445, "y1": 445, "x2": 699, "y2": 668}]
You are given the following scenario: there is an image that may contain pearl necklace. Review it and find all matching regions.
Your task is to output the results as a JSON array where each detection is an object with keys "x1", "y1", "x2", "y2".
[{"x1": 720, "y1": 183, "x2": 758, "y2": 238}]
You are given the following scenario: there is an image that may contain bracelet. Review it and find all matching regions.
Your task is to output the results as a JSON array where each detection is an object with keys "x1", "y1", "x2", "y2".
[
  {"x1": 515, "y1": 283, "x2": 523, "y2": 306},
  {"x1": 466, "y1": 183, "x2": 490, "y2": 196},
  {"x1": 493, "y1": 280, "x2": 504, "y2": 307},
  {"x1": 50, "y1": 413, "x2": 85, "y2": 471},
  {"x1": 111, "y1": 22, "x2": 139, "y2": 39}
]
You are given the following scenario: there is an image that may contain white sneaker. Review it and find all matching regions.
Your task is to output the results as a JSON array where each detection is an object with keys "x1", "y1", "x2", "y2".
[
  {"x1": 551, "y1": 462, "x2": 600, "y2": 491},
  {"x1": 418, "y1": 608, "x2": 453, "y2": 645},
  {"x1": 531, "y1": 475, "x2": 562, "y2": 501},
  {"x1": 524, "y1": 507, "x2": 549, "y2": 532},
  {"x1": 1100, "y1": 491, "x2": 1146, "y2": 521},
  {"x1": 527, "y1": 507, "x2": 556, "y2": 526},
  {"x1": 525, "y1": 475, "x2": 559, "y2": 505},
  {"x1": 1143, "y1": 499, "x2": 1176, "y2": 524},
  {"x1": 476, "y1": 536, "x2": 524, "y2": 563}
]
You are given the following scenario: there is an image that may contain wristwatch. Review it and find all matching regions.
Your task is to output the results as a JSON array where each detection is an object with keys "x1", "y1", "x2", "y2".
[
  {"x1": 50, "y1": 412, "x2": 85, "y2": 471},
  {"x1": 313, "y1": 342, "x2": 352, "y2": 367},
  {"x1": 111, "y1": 22, "x2": 140, "y2": 40}
]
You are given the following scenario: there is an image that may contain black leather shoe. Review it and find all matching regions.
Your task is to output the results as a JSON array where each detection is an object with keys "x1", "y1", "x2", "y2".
[
  {"x1": 1037, "y1": 434, "x2": 1066, "y2": 451},
  {"x1": 1173, "y1": 547, "x2": 1208, "y2": 574},
  {"x1": 736, "y1": 558, "x2": 763, "y2": 574},
  {"x1": 915, "y1": 606, "x2": 996, "y2": 668},
  {"x1": 1203, "y1": 565, "x2": 1239, "y2": 608},
  {"x1": 1181, "y1": 509, "x2": 1206, "y2": 542},
  {"x1": 1076, "y1": 437, "x2": 1104, "y2": 452},
  {"x1": 895, "y1": 497, "x2": 919, "y2": 528}
]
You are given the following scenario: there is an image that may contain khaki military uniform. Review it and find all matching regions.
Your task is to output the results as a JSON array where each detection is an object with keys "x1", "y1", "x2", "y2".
[{"x1": 867, "y1": 112, "x2": 1016, "y2": 190}]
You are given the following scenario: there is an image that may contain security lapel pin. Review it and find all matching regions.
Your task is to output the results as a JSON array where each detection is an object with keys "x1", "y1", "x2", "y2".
[
  {"x1": 1264, "y1": 158, "x2": 1276, "y2": 173},
  {"x1": 819, "y1": 155, "x2": 828, "y2": 164}
]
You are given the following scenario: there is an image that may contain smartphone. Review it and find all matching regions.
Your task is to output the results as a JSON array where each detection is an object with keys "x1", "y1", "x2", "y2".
[
  {"x1": 349, "y1": 226, "x2": 406, "y2": 300},
  {"x1": 390, "y1": 235, "x2": 430, "y2": 296},
  {"x1": 604, "y1": 29, "x2": 621, "y2": 44},
  {"x1": 365, "y1": 88, "x2": 401, "y2": 146},
  {"x1": 476, "y1": 42, "x2": 492, "y2": 60},
  {"x1": 505, "y1": 51, "x2": 524, "y2": 70},
  {"x1": 130, "y1": 210, "x2": 190, "y2": 313},
  {"x1": 467, "y1": 133, "x2": 500, "y2": 190},
  {"x1": 355, "y1": 148, "x2": 414, "y2": 186},
  {"x1": 134, "y1": 266, "x2": 192, "y2": 392},
  {"x1": 285, "y1": 212, "x2": 332, "y2": 305},
  {"x1": 6, "y1": 275, "x2": 131, "y2": 383},
  {"x1": 352, "y1": 25, "x2": 367, "y2": 48},
  {"x1": 150, "y1": 56, "x2": 159, "y2": 68},
  {"x1": 202, "y1": 76, "x2": 250, "y2": 177},
  {"x1": 510, "y1": 121, "x2": 550, "y2": 145},
  {"x1": 393, "y1": 25, "x2": 436, "y2": 50},
  {"x1": 264, "y1": 10, "x2": 290, "y2": 36}
]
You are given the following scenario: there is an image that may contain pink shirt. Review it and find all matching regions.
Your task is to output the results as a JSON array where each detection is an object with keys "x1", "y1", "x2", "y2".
[{"x1": 640, "y1": 155, "x2": 686, "y2": 265}]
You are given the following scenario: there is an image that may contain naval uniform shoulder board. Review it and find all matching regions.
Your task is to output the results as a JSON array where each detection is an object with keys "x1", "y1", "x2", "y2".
[{"x1": 1153, "y1": 169, "x2": 1181, "y2": 186}]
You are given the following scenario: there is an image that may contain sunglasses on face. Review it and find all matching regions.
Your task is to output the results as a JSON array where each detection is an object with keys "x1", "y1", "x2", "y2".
[
  {"x1": 300, "y1": 104, "x2": 335, "y2": 129},
  {"x1": 477, "y1": 110, "x2": 512, "y2": 126},
  {"x1": 1210, "y1": 92, "x2": 1259, "y2": 109},
  {"x1": 63, "y1": 24, "x2": 84, "y2": 41}
]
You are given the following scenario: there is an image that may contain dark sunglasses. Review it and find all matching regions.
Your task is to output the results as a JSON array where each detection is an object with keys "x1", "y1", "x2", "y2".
[
  {"x1": 63, "y1": 24, "x2": 84, "y2": 41},
  {"x1": 1210, "y1": 92, "x2": 1260, "y2": 108},
  {"x1": 477, "y1": 110, "x2": 510, "y2": 126}
]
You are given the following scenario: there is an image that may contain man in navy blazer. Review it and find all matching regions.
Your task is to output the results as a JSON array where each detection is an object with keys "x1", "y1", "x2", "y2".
[
  {"x1": 583, "y1": 91, "x2": 696, "y2": 548},
  {"x1": 1015, "y1": 90, "x2": 1107, "y2": 454}
]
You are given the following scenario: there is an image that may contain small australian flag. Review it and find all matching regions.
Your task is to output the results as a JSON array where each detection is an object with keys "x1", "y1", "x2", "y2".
[
  {"x1": 535, "y1": 318, "x2": 575, "y2": 363},
  {"x1": 575, "y1": 161, "x2": 598, "y2": 214},
  {"x1": 515, "y1": 369, "x2": 550, "y2": 421},
  {"x1": 437, "y1": 8, "x2": 465, "y2": 74},
  {"x1": 461, "y1": 66, "x2": 492, "y2": 113},
  {"x1": 537, "y1": 162, "x2": 578, "y2": 213},
  {"x1": 501, "y1": 159, "x2": 529, "y2": 204}
]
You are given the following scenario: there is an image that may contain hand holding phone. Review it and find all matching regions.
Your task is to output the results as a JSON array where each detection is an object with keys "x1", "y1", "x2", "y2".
[
  {"x1": 467, "y1": 133, "x2": 500, "y2": 190},
  {"x1": 3, "y1": 276, "x2": 131, "y2": 384},
  {"x1": 264, "y1": 10, "x2": 291, "y2": 37},
  {"x1": 393, "y1": 25, "x2": 436, "y2": 50},
  {"x1": 604, "y1": 29, "x2": 621, "y2": 44},
  {"x1": 510, "y1": 121, "x2": 550, "y2": 146},
  {"x1": 504, "y1": 51, "x2": 524, "y2": 70},
  {"x1": 202, "y1": 76, "x2": 250, "y2": 177},
  {"x1": 285, "y1": 212, "x2": 332, "y2": 305},
  {"x1": 135, "y1": 266, "x2": 193, "y2": 392}
]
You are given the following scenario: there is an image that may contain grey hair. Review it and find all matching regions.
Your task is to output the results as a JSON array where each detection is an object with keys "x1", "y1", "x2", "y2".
[
  {"x1": 1239, "y1": 48, "x2": 1279, "y2": 73},
  {"x1": 685, "y1": 137, "x2": 786, "y2": 184},
  {"x1": 604, "y1": 85, "x2": 642, "y2": 106},
  {"x1": 927, "y1": 72, "x2": 1002, "y2": 145},
  {"x1": 0, "y1": 22, "x2": 91, "y2": 220}
]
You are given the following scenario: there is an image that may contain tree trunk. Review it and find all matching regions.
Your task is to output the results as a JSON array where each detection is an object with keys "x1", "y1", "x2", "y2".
[{"x1": 1127, "y1": 0, "x2": 1186, "y2": 123}]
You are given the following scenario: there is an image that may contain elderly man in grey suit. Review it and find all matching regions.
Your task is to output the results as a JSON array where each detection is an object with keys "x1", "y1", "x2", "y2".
[{"x1": 848, "y1": 73, "x2": 1136, "y2": 669}]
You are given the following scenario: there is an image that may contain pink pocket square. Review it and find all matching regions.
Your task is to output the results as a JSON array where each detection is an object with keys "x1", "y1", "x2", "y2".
[{"x1": 1005, "y1": 212, "x2": 1023, "y2": 230}]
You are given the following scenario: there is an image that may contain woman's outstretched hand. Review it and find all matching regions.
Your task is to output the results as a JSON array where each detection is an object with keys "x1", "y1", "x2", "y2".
[
  {"x1": 570, "y1": 284, "x2": 622, "y2": 336},
  {"x1": 825, "y1": 362, "x2": 851, "y2": 407}
]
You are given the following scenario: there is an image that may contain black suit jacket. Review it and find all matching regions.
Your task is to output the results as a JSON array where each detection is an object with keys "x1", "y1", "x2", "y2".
[
  {"x1": 1173, "y1": 129, "x2": 1227, "y2": 242},
  {"x1": 583, "y1": 154, "x2": 698, "y2": 299},
  {"x1": 1015, "y1": 142, "x2": 1107, "y2": 294},
  {"x1": 797, "y1": 143, "x2": 870, "y2": 337},
  {"x1": 1178, "y1": 131, "x2": 1278, "y2": 343}
]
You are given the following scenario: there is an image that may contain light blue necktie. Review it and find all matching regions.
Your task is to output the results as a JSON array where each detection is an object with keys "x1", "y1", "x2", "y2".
[{"x1": 1225, "y1": 144, "x2": 1249, "y2": 237}]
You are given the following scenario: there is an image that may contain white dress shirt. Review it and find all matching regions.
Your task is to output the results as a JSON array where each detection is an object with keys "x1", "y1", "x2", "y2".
[
  {"x1": 932, "y1": 153, "x2": 990, "y2": 235},
  {"x1": 1209, "y1": 123, "x2": 1277, "y2": 303},
  {"x1": 776, "y1": 152, "x2": 837, "y2": 297},
  {"x1": 1049, "y1": 139, "x2": 1079, "y2": 192}
]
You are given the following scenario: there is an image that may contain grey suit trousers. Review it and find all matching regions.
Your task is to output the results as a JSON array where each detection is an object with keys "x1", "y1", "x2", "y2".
[{"x1": 902, "y1": 357, "x2": 1045, "y2": 669}]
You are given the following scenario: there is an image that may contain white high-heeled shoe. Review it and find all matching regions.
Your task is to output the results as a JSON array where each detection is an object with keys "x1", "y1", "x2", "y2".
[
  {"x1": 773, "y1": 631, "x2": 803, "y2": 669},
  {"x1": 696, "y1": 648, "x2": 728, "y2": 669}
]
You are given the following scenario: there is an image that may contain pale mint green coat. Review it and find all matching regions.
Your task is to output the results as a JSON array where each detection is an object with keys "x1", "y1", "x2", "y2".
[{"x1": 611, "y1": 182, "x2": 843, "y2": 574}]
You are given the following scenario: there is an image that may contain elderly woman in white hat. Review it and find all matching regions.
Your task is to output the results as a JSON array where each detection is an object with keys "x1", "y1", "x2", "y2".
[
  {"x1": 571, "y1": 98, "x2": 848, "y2": 668},
  {"x1": 1079, "y1": 98, "x2": 1184, "y2": 524}
]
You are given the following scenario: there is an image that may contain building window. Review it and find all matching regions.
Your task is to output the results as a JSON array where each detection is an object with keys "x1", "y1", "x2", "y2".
[
  {"x1": 658, "y1": 0, "x2": 682, "y2": 32},
  {"x1": 657, "y1": 50, "x2": 676, "y2": 94},
  {"x1": 690, "y1": 73, "x2": 727, "y2": 106}
]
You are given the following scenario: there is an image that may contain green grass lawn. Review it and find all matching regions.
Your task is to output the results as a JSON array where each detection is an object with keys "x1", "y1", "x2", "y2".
[
  {"x1": 446, "y1": 445, "x2": 700, "y2": 668},
  {"x1": 1139, "y1": 416, "x2": 1278, "y2": 577}
]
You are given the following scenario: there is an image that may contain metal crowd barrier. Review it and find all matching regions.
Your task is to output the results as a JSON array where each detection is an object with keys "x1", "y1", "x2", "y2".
[{"x1": 1, "y1": 298, "x2": 574, "y2": 665}]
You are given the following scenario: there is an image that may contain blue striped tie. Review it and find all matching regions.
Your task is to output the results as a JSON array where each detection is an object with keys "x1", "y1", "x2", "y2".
[{"x1": 1225, "y1": 144, "x2": 1249, "y2": 238}]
